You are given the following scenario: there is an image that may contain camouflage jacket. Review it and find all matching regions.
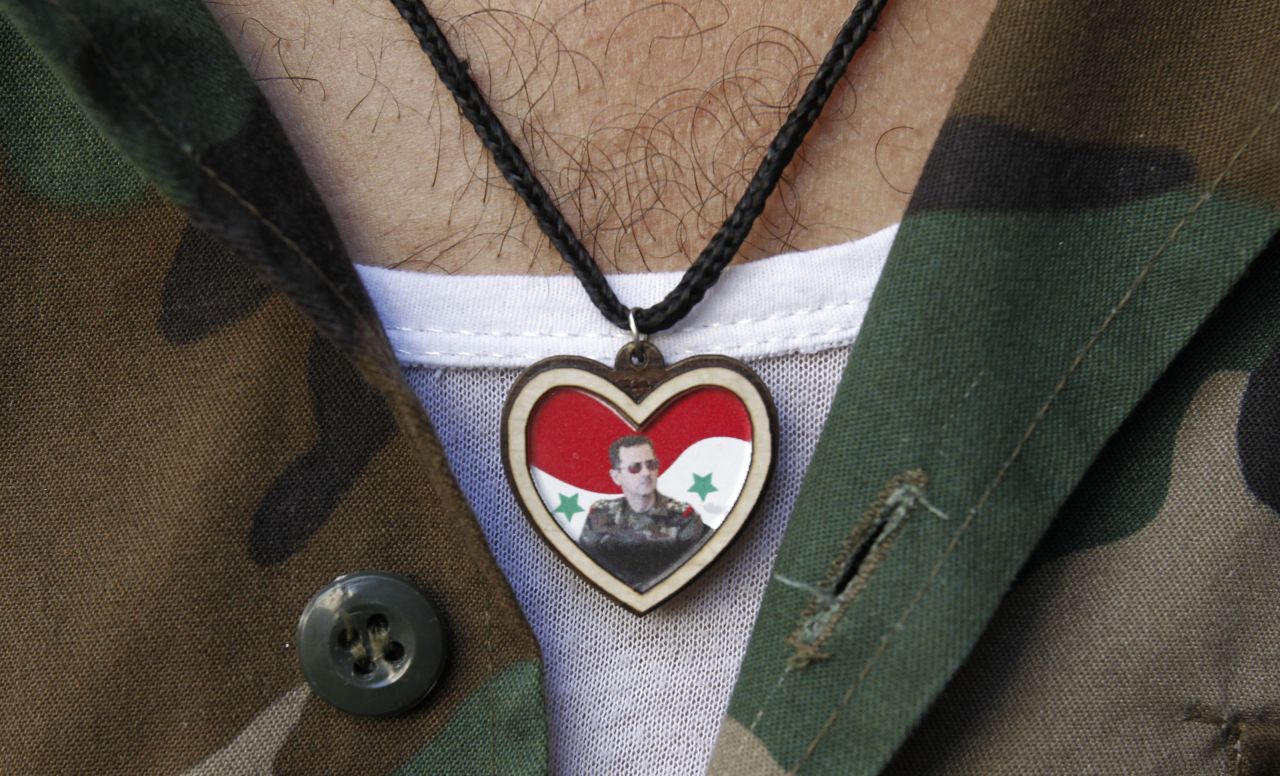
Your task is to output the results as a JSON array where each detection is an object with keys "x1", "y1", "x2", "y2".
[{"x1": 2, "y1": 1, "x2": 1279, "y2": 774}]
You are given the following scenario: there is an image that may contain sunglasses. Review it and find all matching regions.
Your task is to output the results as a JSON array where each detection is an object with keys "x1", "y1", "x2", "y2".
[{"x1": 617, "y1": 459, "x2": 660, "y2": 474}]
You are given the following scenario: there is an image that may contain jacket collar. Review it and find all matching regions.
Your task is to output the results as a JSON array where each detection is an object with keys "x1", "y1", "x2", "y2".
[{"x1": 717, "y1": 1, "x2": 1280, "y2": 772}]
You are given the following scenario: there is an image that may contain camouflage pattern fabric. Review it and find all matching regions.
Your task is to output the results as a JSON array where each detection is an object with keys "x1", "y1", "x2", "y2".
[
  {"x1": 882, "y1": 253, "x2": 1280, "y2": 773},
  {"x1": 0, "y1": 2, "x2": 543, "y2": 774},
  {"x1": 711, "y1": 1, "x2": 1280, "y2": 774},
  {"x1": 1, "y1": 1, "x2": 1278, "y2": 776}
]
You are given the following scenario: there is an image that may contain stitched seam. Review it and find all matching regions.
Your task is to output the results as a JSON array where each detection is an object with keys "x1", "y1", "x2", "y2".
[
  {"x1": 45, "y1": 0, "x2": 382, "y2": 337},
  {"x1": 681, "y1": 299, "x2": 871, "y2": 330},
  {"x1": 786, "y1": 95, "x2": 1280, "y2": 775},
  {"x1": 389, "y1": 326, "x2": 864, "y2": 360},
  {"x1": 385, "y1": 325, "x2": 620, "y2": 338},
  {"x1": 379, "y1": 297, "x2": 873, "y2": 337},
  {"x1": 672, "y1": 329, "x2": 857, "y2": 353},
  {"x1": 40, "y1": 0, "x2": 512, "y2": 746},
  {"x1": 393, "y1": 348, "x2": 544, "y2": 360}
]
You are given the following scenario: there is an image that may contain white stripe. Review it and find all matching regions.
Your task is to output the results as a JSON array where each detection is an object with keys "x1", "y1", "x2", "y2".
[
  {"x1": 529, "y1": 467, "x2": 616, "y2": 541},
  {"x1": 528, "y1": 436, "x2": 751, "y2": 535},
  {"x1": 659, "y1": 437, "x2": 751, "y2": 530},
  {"x1": 356, "y1": 224, "x2": 896, "y2": 368},
  {"x1": 181, "y1": 685, "x2": 311, "y2": 775}
]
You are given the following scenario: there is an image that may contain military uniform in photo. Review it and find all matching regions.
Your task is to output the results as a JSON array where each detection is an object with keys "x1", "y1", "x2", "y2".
[{"x1": 579, "y1": 493, "x2": 710, "y2": 591}]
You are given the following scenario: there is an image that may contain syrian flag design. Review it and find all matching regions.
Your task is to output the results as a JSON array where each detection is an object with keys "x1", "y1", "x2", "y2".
[{"x1": 526, "y1": 386, "x2": 754, "y2": 540}]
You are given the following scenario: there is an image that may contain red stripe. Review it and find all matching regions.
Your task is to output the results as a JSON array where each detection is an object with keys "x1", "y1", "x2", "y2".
[{"x1": 527, "y1": 386, "x2": 751, "y2": 491}]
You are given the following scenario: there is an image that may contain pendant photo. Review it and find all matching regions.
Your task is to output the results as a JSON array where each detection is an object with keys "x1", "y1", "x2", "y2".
[{"x1": 502, "y1": 342, "x2": 777, "y2": 614}]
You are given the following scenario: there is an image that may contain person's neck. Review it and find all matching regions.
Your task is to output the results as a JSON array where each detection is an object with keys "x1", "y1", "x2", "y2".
[
  {"x1": 626, "y1": 493, "x2": 657, "y2": 513},
  {"x1": 205, "y1": 0, "x2": 995, "y2": 276}
]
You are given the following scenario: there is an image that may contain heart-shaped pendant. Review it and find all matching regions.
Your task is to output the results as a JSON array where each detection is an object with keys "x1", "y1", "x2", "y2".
[{"x1": 502, "y1": 341, "x2": 777, "y2": 614}]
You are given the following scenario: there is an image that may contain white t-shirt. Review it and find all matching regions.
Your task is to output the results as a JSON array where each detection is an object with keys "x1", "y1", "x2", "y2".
[{"x1": 356, "y1": 224, "x2": 896, "y2": 775}]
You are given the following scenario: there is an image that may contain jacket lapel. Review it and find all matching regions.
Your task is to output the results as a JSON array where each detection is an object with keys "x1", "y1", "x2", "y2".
[
  {"x1": 1, "y1": 1, "x2": 547, "y2": 772},
  {"x1": 713, "y1": 1, "x2": 1280, "y2": 773},
  {"x1": 2, "y1": 0, "x2": 414, "y2": 407}
]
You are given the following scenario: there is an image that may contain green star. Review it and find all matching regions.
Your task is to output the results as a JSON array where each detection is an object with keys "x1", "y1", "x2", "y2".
[
  {"x1": 554, "y1": 493, "x2": 584, "y2": 520},
  {"x1": 688, "y1": 472, "x2": 718, "y2": 502}
]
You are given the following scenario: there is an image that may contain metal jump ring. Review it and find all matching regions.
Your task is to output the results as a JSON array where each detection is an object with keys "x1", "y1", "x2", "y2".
[{"x1": 628, "y1": 308, "x2": 647, "y2": 344}]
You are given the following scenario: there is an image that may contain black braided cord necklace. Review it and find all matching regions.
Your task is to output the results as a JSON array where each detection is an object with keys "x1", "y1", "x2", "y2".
[
  {"x1": 390, "y1": 0, "x2": 889, "y2": 334},
  {"x1": 390, "y1": 0, "x2": 891, "y2": 612}
]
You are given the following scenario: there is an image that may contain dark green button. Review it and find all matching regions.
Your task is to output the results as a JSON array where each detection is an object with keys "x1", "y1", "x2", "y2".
[{"x1": 296, "y1": 571, "x2": 447, "y2": 717}]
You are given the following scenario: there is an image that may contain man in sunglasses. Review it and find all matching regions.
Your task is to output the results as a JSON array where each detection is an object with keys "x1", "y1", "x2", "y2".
[{"x1": 578, "y1": 435, "x2": 710, "y2": 592}]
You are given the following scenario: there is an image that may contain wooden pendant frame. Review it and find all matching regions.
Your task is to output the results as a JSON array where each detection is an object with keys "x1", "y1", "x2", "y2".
[{"x1": 501, "y1": 342, "x2": 777, "y2": 614}]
